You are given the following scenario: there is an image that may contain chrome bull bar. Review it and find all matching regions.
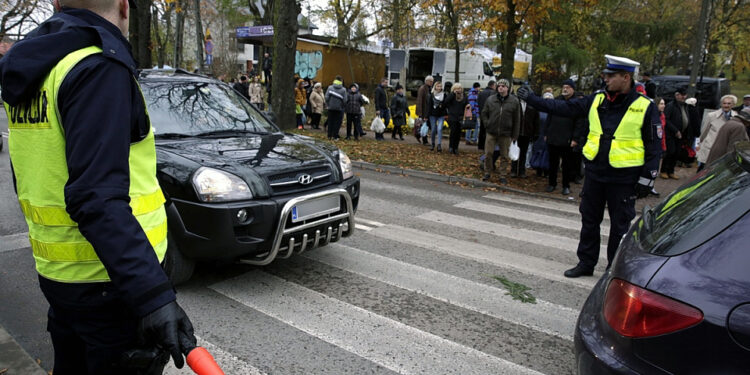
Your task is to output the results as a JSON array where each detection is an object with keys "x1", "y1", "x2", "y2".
[{"x1": 239, "y1": 188, "x2": 354, "y2": 266}]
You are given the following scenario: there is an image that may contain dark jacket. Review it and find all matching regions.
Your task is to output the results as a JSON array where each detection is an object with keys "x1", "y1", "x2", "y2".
[
  {"x1": 390, "y1": 92, "x2": 409, "y2": 126},
  {"x1": 545, "y1": 95, "x2": 586, "y2": 147},
  {"x1": 526, "y1": 88, "x2": 662, "y2": 184},
  {"x1": 416, "y1": 83, "x2": 431, "y2": 118},
  {"x1": 705, "y1": 118, "x2": 749, "y2": 164},
  {"x1": 444, "y1": 92, "x2": 469, "y2": 122},
  {"x1": 481, "y1": 93, "x2": 520, "y2": 138},
  {"x1": 477, "y1": 87, "x2": 495, "y2": 115},
  {"x1": 325, "y1": 82, "x2": 348, "y2": 112},
  {"x1": 375, "y1": 84, "x2": 388, "y2": 111},
  {"x1": 0, "y1": 8, "x2": 175, "y2": 316},
  {"x1": 233, "y1": 81, "x2": 250, "y2": 99},
  {"x1": 520, "y1": 102, "x2": 540, "y2": 138},
  {"x1": 644, "y1": 80, "x2": 656, "y2": 99},
  {"x1": 427, "y1": 92, "x2": 447, "y2": 117},
  {"x1": 345, "y1": 87, "x2": 364, "y2": 115}
]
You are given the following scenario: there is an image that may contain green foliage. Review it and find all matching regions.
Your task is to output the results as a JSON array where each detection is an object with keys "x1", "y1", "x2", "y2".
[{"x1": 487, "y1": 275, "x2": 537, "y2": 304}]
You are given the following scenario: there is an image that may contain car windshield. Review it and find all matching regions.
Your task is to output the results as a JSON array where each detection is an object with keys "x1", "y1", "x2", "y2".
[
  {"x1": 141, "y1": 81, "x2": 278, "y2": 136},
  {"x1": 639, "y1": 153, "x2": 750, "y2": 256}
]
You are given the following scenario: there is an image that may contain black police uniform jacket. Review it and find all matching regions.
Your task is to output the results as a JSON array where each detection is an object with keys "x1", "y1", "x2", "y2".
[{"x1": 526, "y1": 88, "x2": 662, "y2": 184}]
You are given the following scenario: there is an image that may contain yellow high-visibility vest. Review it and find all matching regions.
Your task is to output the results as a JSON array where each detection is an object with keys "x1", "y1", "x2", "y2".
[
  {"x1": 583, "y1": 92, "x2": 650, "y2": 168},
  {"x1": 4, "y1": 46, "x2": 167, "y2": 282}
]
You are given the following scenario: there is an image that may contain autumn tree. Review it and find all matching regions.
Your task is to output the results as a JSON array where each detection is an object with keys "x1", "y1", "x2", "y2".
[
  {"x1": 129, "y1": 0, "x2": 153, "y2": 68},
  {"x1": 270, "y1": 0, "x2": 300, "y2": 130},
  {"x1": 0, "y1": 0, "x2": 50, "y2": 41}
]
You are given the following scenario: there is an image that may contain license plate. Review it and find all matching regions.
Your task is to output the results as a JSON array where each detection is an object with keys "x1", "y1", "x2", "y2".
[{"x1": 291, "y1": 195, "x2": 340, "y2": 223}]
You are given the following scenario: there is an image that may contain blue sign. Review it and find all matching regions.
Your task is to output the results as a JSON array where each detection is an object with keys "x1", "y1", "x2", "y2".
[{"x1": 236, "y1": 25, "x2": 274, "y2": 38}]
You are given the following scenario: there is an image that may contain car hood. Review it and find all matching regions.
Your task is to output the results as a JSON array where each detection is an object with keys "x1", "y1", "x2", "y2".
[{"x1": 156, "y1": 132, "x2": 336, "y2": 176}]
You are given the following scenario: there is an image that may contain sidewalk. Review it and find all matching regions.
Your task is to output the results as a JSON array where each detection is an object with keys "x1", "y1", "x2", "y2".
[
  {"x1": 0, "y1": 325, "x2": 47, "y2": 375},
  {"x1": 299, "y1": 125, "x2": 694, "y2": 212}
]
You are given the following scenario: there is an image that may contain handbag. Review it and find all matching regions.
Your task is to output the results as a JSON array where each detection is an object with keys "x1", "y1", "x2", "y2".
[
  {"x1": 461, "y1": 105, "x2": 475, "y2": 130},
  {"x1": 413, "y1": 117, "x2": 422, "y2": 138},
  {"x1": 420, "y1": 122, "x2": 430, "y2": 137}
]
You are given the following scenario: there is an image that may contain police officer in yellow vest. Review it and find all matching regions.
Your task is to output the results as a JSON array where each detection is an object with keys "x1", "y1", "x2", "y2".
[
  {"x1": 0, "y1": 0, "x2": 196, "y2": 373},
  {"x1": 517, "y1": 55, "x2": 662, "y2": 278}
]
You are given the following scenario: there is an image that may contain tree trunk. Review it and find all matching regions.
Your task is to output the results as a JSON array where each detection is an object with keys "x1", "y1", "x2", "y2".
[
  {"x1": 152, "y1": 4, "x2": 165, "y2": 68},
  {"x1": 271, "y1": 0, "x2": 300, "y2": 130},
  {"x1": 174, "y1": 0, "x2": 186, "y2": 68},
  {"x1": 500, "y1": 0, "x2": 518, "y2": 82},
  {"x1": 687, "y1": 0, "x2": 711, "y2": 97},
  {"x1": 129, "y1": 0, "x2": 153, "y2": 68},
  {"x1": 193, "y1": 0, "x2": 204, "y2": 73}
]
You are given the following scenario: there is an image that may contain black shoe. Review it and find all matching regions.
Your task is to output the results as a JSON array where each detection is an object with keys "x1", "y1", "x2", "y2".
[
  {"x1": 562, "y1": 187, "x2": 571, "y2": 195},
  {"x1": 400, "y1": 136, "x2": 405, "y2": 140},
  {"x1": 499, "y1": 177, "x2": 508, "y2": 184},
  {"x1": 564, "y1": 265, "x2": 594, "y2": 278},
  {"x1": 545, "y1": 185, "x2": 556, "y2": 193},
  {"x1": 448, "y1": 147, "x2": 454, "y2": 154},
  {"x1": 437, "y1": 144, "x2": 442, "y2": 152},
  {"x1": 360, "y1": 132, "x2": 367, "y2": 136},
  {"x1": 430, "y1": 144, "x2": 435, "y2": 151},
  {"x1": 573, "y1": 177, "x2": 583, "y2": 184},
  {"x1": 650, "y1": 188, "x2": 660, "y2": 197},
  {"x1": 510, "y1": 171, "x2": 518, "y2": 178},
  {"x1": 482, "y1": 174, "x2": 491, "y2": 181},
  {"x1": 345, "y1": 136, "x2": 351, "y2": 140},
  {"x1": 519, "y1": 173, "x2": 528, "y2": 178}
]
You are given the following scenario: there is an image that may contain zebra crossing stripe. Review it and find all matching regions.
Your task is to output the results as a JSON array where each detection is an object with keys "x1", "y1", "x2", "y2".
[
  {"x1": 483, "y1": 193, "x2": 582, "y2": 215},
  {"x1": 417, "y1": 211, "x2": 608, "y2": 257},
  {"x1": 162, "y1": 335, "x2": 266, "y2": 375},
  {"x1": 306, "y1": 244, "x2": 578, "y2": 341},
  {"x1": 454, "y1": 200, "x2": 586, "y2": 232},
  {"x1": 355, "y1": 218, "x2": 385, "y2": 227},
  {"x1": 366, "y1": 225, "x2": 599, "y2": 289},
  {"x1": 210, "y1": 271, "x2": 544, "y2": 375}
]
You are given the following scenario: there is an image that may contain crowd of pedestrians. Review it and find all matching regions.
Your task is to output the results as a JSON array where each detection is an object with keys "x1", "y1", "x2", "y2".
[{"x1": 226, "y1": 57, "x2": 749, "y2": 195}]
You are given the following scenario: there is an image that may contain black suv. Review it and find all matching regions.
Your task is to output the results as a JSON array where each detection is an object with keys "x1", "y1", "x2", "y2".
[
  {"x1": 652, "y1": 75, "x2": 730, "y2": 110},
  {"x1": 139, "y1": 70, "x2": 359, "y2": 283}
]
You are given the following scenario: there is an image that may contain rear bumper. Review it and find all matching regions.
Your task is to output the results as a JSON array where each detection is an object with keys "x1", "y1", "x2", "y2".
[{"x1": 167, "y1": 178, "x2": 359, "y2": 262}]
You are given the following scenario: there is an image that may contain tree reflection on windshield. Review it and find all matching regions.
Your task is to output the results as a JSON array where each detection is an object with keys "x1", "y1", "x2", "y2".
[{"x1": 142, "y1": 81, "x2": 277, "y2": 136}]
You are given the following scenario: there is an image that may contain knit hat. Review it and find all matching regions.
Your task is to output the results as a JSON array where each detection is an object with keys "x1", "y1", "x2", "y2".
[
  {"x1": 497, "y1": 78, "x2": 510, "y2": 87},
  {"x1": 395, "y1": 83, "x2": 403, "y2": 90},
  {"x1": 562, "y1": 79, "x2": 576, "y2": 90}
]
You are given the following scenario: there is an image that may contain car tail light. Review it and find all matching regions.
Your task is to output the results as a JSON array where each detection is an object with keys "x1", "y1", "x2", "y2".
[{"x1": 603, "y1": 278, "x2": 703, "y2": 338}]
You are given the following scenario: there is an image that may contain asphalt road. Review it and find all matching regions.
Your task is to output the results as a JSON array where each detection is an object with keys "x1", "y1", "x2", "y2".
[{"x1": 1, "y1": 148, "x2": 607, "y2": 375}]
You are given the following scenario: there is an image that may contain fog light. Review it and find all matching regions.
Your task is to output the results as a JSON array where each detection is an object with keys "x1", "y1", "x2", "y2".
[{"x1": 237, "y1": 209, "x2": 248, "y2": 223}]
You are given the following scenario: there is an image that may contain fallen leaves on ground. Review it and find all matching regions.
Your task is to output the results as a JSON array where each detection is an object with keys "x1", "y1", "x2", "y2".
[{"x1": 292, "y1": 129, "x2": 551, "y2": 193}]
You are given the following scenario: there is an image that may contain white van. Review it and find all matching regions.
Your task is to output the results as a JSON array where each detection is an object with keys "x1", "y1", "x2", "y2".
[{"x1": 388, "y1": 48, "x2": 495, "y2": 96}]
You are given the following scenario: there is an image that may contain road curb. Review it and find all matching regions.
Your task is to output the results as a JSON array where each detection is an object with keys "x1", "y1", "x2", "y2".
[
  {"x1": 352, "y1": 161, "x2": 579, "y2": 205},
  {"x1": 0, "y1": 325, "x2": 47, "y2": 375}
]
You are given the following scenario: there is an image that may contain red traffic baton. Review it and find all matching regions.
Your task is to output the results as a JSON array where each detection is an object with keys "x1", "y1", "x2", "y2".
[{"x1": 186, "y1": 347, "x2": 224, "y2": 375}]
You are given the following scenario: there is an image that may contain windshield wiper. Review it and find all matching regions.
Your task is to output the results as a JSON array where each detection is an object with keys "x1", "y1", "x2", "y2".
[
  {"x1": 195, "y1": 129, "x2": 269, "y2": 137},
  {"x1": 155, "y1": 133, "x2": 194, "y2": 139}
]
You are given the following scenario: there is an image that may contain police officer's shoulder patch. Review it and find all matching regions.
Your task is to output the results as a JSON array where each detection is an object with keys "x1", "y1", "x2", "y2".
[{"x1": 656, "y1": 125, "x2": 663, "y2": 139}]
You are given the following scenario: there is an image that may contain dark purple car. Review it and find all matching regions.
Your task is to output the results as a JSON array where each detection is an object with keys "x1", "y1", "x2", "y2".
[{"x1": 575, "y1": 142, "x2": 750, "y2": 374}]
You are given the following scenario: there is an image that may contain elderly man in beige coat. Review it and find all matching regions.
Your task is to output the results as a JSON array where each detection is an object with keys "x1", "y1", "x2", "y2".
[{"x1": 697, "y1": 94, "x2": 738, "y2": 170}]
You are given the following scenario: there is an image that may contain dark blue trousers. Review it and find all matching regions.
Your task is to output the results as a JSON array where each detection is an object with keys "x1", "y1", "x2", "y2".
[
  {"x1": 40, "y1": 277, "x2": 139, "y2": 374},
  {"x1": 576, "y1": 176, "x2": 636, "y2": 270}
]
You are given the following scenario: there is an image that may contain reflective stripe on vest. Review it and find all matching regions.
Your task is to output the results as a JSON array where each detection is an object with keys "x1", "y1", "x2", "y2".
[
  {"x1": 4, "y1": 46, "x2": 168, "y2": 282},
  {"x1": 583, "y1": 93, "x2": 650, "y2": 168}
]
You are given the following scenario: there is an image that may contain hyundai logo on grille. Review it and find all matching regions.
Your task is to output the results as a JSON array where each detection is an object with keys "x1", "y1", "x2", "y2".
[{"x1": 297, "y1": 173, "x2": 314, "y2": 185}]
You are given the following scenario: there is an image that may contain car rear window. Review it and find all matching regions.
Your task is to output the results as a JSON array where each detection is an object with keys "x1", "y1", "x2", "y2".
[{"x1": 639, "y1": 153, "x2": 750, "y2": 256}]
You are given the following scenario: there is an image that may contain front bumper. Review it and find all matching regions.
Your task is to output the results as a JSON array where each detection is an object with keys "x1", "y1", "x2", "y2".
[{"x1": 168, "y1": 178, "x2": 359, "y2": 262}]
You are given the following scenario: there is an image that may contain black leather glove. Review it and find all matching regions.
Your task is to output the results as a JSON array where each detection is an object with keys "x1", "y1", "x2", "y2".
[
  {"x1": 516, "y1": 85, "x2": 533, "y2": 101},
  {"x1": 137, "y1": 301, "x2": 196, "y2": 369},
  {"x1": 635, "y1": 177, "x2": 655, "y2": 199}
]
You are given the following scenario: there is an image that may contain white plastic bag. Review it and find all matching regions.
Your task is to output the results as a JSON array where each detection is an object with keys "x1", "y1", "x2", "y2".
[
  {"x1": 370, "y1": 116, "x2": 385, "y2": 133},
  {"x1": 420, "y1": 122, "x2": 429, "y2": 137},
  {"x1": 509, "y1": 141, "x2": 520, "y2": 161}
]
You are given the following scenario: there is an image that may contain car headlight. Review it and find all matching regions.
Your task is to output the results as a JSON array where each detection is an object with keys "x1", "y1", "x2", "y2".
[
  {"x1": 338, "y1": 149, "x2": 353, "y2": 180},
  {"x1": 192, "y1": 167, "x2": 253, "y2": 202}
]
